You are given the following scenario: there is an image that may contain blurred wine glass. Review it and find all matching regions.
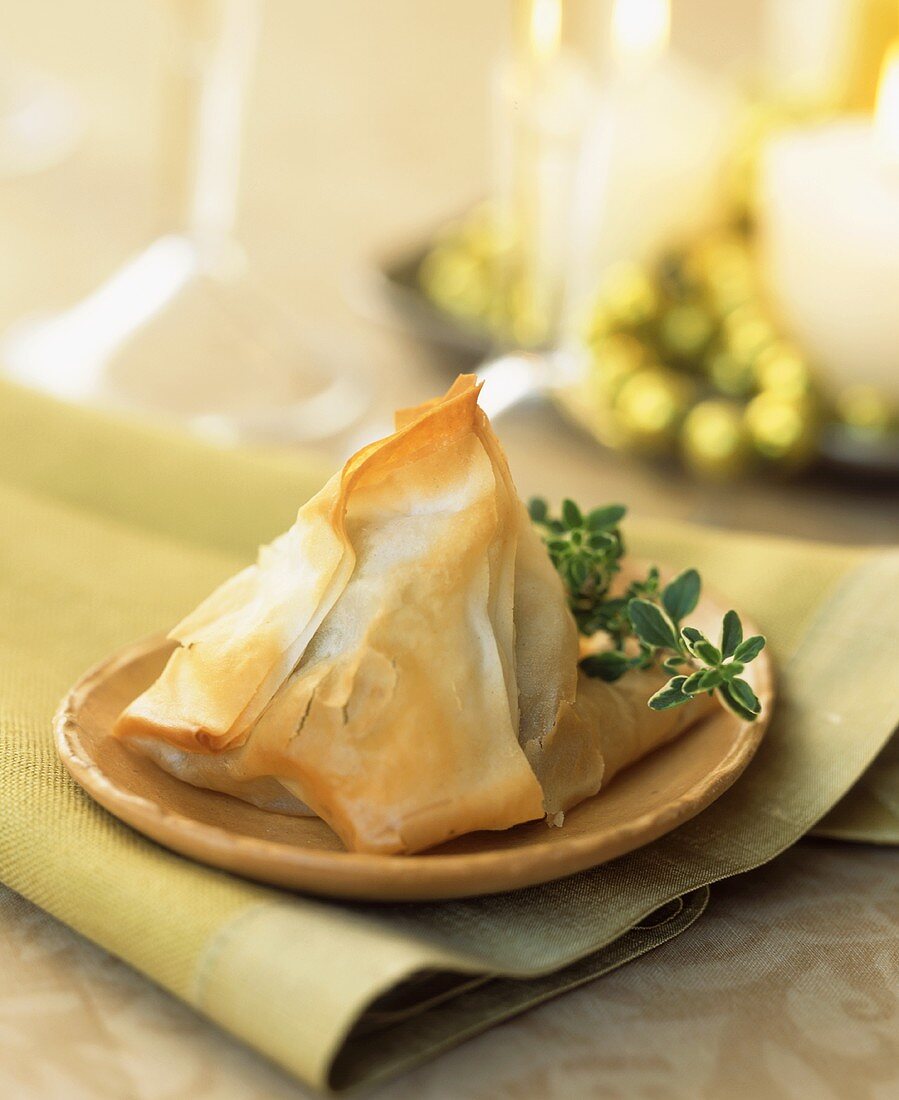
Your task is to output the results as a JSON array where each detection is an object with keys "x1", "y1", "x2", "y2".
[
  {"x1": 2, "y1": 0, "x2": 368, "y2": 445},
  {"x1": 475, "y1": 0, "x2": 607, "y2": 422}
]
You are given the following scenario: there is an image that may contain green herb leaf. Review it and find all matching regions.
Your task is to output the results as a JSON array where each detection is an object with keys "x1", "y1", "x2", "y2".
[
  {"x1": 720, "y1": 609, "x2": 743, "y2": 657},
  {"x1": 681, "y1": 670, "x2": 708, "y2": 694},
  {"x1": 697, "y1": 641, "x2": 722, "y2": 665},
  {"x1": 733, "y1": 635, "x2": 766, "y2": 664},
  {"x1": 716, "y1": 679, "x2": 761, "y2": 722},
  {"x1": 528, "y1": 497, "x2": 548, "y2": 524},
  {"x1": 531, "y1": 498, "x2": 763, "y2": 722},
  {"x1": 661, "y1": 568, "x2": 700, "y2": 624},
  {"x1": 698, "y1": 667, "x2": 724, "y2": 690},
  {"x1": 580, "y1": 650, "x2": 631, "y2": 682},
  {"x1": 682, "y1": 668, "x2": 723, "y2": 693},
  {"x1": 568, "y1": 556, "x2": 589, "y2": 588},
  {"x1": 680, "y1": 627, "x2": 721, "y2": 666},
  {"x1": 587, "y1": 531, "x2": 616, "y2": 550},
  {"x1": 586, "y1": 504, "x2": 626, "y2": 531},
  {"x1": 729, "y1": 676, "x2": 762, "y2": 715},
  {"x1": 648, "y1": 676, "x2": 692, "y2": 711},
  {"x1": 561, "y1": 499, "x2": 583, "y2": 529},
  {"x1": 629, "y1": 599, "x2": 680, "y2": 650}
]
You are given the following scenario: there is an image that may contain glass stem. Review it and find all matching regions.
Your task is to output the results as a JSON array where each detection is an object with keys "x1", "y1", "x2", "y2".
[{"x1": 159, "y1": 0, "x2": 259, "y2": 261}]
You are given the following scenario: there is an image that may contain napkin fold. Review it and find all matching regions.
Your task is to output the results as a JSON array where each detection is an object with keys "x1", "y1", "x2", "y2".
[{"x1": 0, "y1": 379, "x2": 896, "y2": 1093}]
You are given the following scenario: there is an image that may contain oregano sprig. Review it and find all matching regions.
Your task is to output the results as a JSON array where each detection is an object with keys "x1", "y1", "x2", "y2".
[{"x1": 529, "y1": 498, "x2": 766, "y2": 722}]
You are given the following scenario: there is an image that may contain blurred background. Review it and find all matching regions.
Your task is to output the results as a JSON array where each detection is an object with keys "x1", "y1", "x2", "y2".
[{"x1": 1, "y1": 0, "x2": 897, "y2": 542}]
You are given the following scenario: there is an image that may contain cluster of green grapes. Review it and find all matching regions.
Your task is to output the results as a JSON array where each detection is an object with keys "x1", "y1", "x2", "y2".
[
  {"x1": 574, "y1": 235, "x2": 823, "y2": 478},
  {"x1": 417, "y1": 205, "x2": 533, "y2": 343}
]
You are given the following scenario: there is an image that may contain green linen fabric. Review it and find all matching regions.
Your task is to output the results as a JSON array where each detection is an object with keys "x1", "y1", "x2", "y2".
[{"x1": 0, "y1": 378, "x2": 896, "y2": 1092}]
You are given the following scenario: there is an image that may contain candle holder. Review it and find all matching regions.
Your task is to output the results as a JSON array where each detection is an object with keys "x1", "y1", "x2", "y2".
[
  {"x1": 361, "y1": 4, "x2": 899, "y2": 480},
  {"x1": 1, "y1": 0, "x2": 368, "y2": 445}
]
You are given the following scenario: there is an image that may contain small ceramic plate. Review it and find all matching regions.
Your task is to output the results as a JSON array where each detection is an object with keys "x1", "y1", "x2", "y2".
[{"x1": 55, "y1": 579, "x2": 772, "y2": 902}]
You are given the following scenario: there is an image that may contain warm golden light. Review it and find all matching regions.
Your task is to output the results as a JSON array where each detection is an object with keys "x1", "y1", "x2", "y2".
[
  {"x1": 874, "y1": 41, "x2": 899, "y2": 168},
  {"x1": 611, "y1": 0, "x2": 671, "y2": 73},
  {"x1": 530, "y1": 0, "x2": 562, "y2": 67}
]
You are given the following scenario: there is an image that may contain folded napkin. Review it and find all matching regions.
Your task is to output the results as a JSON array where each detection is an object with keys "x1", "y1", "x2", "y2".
[{"x1": 0, "y1": 379, "x2": 896, "y2": 1093}]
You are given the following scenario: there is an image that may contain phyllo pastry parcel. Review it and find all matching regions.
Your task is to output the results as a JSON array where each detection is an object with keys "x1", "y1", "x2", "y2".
[{"x1": 115, "y1": 376, "x2": 709, "y2": 854}]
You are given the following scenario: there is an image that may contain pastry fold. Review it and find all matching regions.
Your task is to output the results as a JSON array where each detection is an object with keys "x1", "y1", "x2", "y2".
[{"x1": 116, "y1": 375, "x2": 710, "y2": 853}]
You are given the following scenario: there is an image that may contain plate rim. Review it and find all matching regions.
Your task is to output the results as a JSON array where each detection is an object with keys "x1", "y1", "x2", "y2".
[{"x1": 55, "y1": 609, "x2": 773, "y2": 902}]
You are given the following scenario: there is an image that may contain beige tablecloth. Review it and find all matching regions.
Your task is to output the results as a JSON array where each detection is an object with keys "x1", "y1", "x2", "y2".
[{"x1": 1, "y1": 840, "x2": 896, "y2": 1100}]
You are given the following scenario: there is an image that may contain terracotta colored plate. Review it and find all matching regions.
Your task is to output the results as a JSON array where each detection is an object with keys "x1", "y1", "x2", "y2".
[{"x1": 55, "y1": 584, "x2": 773, "y2": 902}]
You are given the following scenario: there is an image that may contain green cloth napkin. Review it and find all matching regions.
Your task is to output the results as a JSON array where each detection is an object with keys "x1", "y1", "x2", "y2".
[{"x1": 0, "y1": 378, "x2": 896, "y2": 1093}]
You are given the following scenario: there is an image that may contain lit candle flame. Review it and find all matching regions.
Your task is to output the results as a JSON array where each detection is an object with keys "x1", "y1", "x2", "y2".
[
  {"x1": 530, "y1": 0, "x2": 562, "y2": 67},
  {"x1": 875, "y1": 41, "x2": 899, "y2": 170},
  {"x1": 611, "y1": 0, "x2": 671, "y2": 74}
]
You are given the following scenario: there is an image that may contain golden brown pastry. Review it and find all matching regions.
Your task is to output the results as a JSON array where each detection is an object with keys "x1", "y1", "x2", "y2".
[{"x1": 115, "y1": 375, "x2": 709, "y2": 853}]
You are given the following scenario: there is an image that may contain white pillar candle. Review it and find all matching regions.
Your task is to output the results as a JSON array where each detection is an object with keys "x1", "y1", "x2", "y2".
[
  {"x1": 586, "y1": 57, "x2": 738, "y2": 270},
  {"x1": 759, "y1": 47, "x2": 899, "y2": 400}
]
